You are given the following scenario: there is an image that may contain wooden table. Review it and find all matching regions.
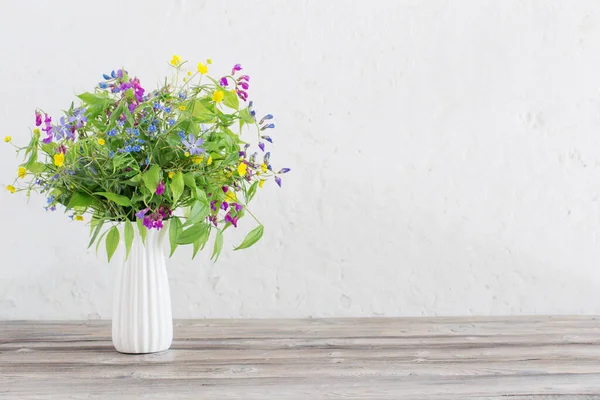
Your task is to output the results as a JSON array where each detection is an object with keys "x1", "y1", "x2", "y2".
[{"x1": 1, "y1": 317, "x2": 600, "y2": 399}]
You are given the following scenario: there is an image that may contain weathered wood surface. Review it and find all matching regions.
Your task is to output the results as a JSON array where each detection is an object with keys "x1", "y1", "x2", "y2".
[{"x1": 2, "y1": 317, "x2": 600, "y2": 399}]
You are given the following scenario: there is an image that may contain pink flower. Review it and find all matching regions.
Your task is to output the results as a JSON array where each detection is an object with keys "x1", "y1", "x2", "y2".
[{"x1": 156, "y1": 181, "x2": 165, "y2": 195}]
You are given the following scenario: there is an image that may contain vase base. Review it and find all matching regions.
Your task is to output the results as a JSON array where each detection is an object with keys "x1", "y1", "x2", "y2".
[{"x1": 114, "y1": 348, "x2": 171, "y2": 355}]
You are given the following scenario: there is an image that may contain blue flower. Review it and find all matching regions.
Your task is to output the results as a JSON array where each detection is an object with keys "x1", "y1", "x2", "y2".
[
  {"x1": 99, "y1": 82, "x2": 108, "y2": 89},
  {"x1": 102, "y1": 73, "x2": 111, "y2": 80},
  {"x1": 259, "y1": 114, "x2": 273, "y2": 124},
  {"x1": 164, "y1": 107, "x2": 171, "y2": 113},
  {"x1": 124, "y1": 145, "x2": 132, "y2": 153},
  {"x1": 117, "y1": 120, "x2": 125, "y2": 127},
  {"x1": 181, "y1": 133, "x2": 205, "y2": 156},
  {"x1": 109, "y1": 150, "x2": 115, "y2": 158},
  {"x1": 168, "y1": 119, "x2": 175, "y2": 126},
  {"x1": 46, "y1": 195, "x2": 55, "y2": 204},
  {"x1": 261, "y1": 136, "x2": 273, "y2": 143},
  {"x1": 137, "y1": 139, "x2": 145, "y2": 144},
  {"x1": 179, "y1": 92, "x2": 187, "y2": 99},
  {"x1": 133, "y1": 145, "x2": 141, "y2": 152},
  {"x1": 133, "y1": 128, "x2": 139, "y2": 136},
  {"x1": 177, "y1": 130, "x2": 186, "y2": 139},
  {"x1": 148, "y1": 124, "x2": 157, "y2": 133},
  {"x1": 260, "y1": 123, "x2": 275, "y2": 131},
  {"x1": 107, "y1": 128, "x2": 118, "y2": 137}
]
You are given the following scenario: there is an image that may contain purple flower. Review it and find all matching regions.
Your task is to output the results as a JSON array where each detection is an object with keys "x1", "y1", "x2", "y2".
[
  {"x1": 238, "y1": 75, "x2": 250, "y2": 82},
  {"x1": 236, "y1": 90, "x2": 248, "y2": 101},
  {"x1": 220, "y1": 201, "x2": 229, "y2": 211},
  {"x1": 225, "y1": 213, "x2": 239, "y2": 227},
  {"x1": 222, "y1": 186, "x2": 229, "y2": 193},
  {"x1": 233, "y1": 203, "x2": 243, "y2": 212},
  {"x1": 181, "y1": 133, "x2": 205, "y2": 156},
  {"x1": 135, "y1": 208, "x2": 149, "y2": 219},
  {"x1": 156, "y1": 181, "x2": 165, "y2": 195},
  {"x1": 275, "y1": 176, "x2": 282, "y2": 187},
  {"x1": 261, "y1": 123, "x2": 275, "y2": 131},
  {"x1": 239, "y1": 81, "x2": 249, "y2": 90},
  {"x1": 35, "y1": 111, "x2": 42, "y2": 126},
  {"x1": 259, "y1": 114, "x2": 273, "y2": 124},
  {"x1": 210, "y1": 200, "x2": 217, "y2": 211},
  {"x1": 278, "y1": 168, "x2": 291, "y2": 174},
  {"x1": 261, "y1": 135, "x2": 273, "y2": 143},
  {"x1": 258, "y1": 142, "x2": 265, "y2": 152},
  {"x1": 143, "y1": 216, "x2": 154, "y2": 229},
  {"x1": 231, "y1": 63, "x2": 242, "y2": 75},
  {"x1": 68, "y1": 108, "x2": 87, "y2": 128},
  {"x1": 219, "y1": 77, "x2": 229, "y2": 87}
]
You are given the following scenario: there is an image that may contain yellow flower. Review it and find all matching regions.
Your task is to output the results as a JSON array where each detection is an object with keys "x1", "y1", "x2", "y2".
[
  {"x1": 33, "y1": 128, "x2": 40, "y2": 137},
  {"x1": 212, "y1": 90, "x2": 224, "y2": 103},
  {"x1": 6, "y1": 185, "x2": 16, "y2": 193},
  {"x1": 4, "y1": 136, "x2": 11, "y2": 143},
  {"x1": 237, "y1": 162, "x2": 248, "y2": 176},
  {"x1": 183, "y1": 77, "x2": 188, "y2": 82},
  {"x1": 179, "y1": 105, "x2": 186, "y2": 111},
  {"x1": 206, "y1": 58, "x2": 213, "y2": 65},
  {"x1": 74, "y1": 215, "x2": 84, "y2": 221},
  {"x1": 54, "y1": 153, "x2": 65, "y2": 168},
  {"x1": 185, "y1": 151, "x2": 190, "y2": 157},
  {"x1": 197, "y1": 62, "x2": 208, "y2": 74},
  {"x1": 261, "y1": 163, "x2": 268, "y2": 173},
  {"x1": 97, "y1": 138, "x2": 105, "y2": 146},
  {"x1": 170, "y1": 54, "x2": 182, "y2": 66},
  {"x1": 18, "y1": 167, "x2": 26, "y2": 179},
  {"x1": 226, "y1": 190, "x2": 237, "y2": 203},
  {"x1": 168, "y1": 171, "x2": 175, "y2": 179},
  {"x1": 207, "y1": 155, "x2": 213, "y2": 166},
  {"x1": 259, "y1": 179, "x2": 265, "y2": 188},
  {"x1": 192, "y1": 155, "x2": 204, "y2": 164},
  {"x1": 187, "y1": 71, "x2": 192, "y2": 76}
]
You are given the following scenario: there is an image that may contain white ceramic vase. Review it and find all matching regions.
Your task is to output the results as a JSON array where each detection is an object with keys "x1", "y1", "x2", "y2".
[{"x1": 111, "y1": 225, "x2": 173, "y2": 354}]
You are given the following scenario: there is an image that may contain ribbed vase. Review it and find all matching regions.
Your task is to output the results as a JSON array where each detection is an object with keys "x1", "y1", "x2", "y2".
[{"x1": 111, "y1": 225, "x2": 173, "y2": 354}]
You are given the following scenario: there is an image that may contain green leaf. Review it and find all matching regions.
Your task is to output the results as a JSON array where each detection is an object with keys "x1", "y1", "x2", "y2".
[
  {"x1": 67, "y1": 192, "x2": 95, "y2": 209},
  {"x1": 142, "y1": 165, "x2": 162, "y2": 193},
  {"x1": 239, "y1": 107, "x2": 255, "y2": 124},
  {"x1": 234, "y1": 225, "x2": 264, "y2": 251},
  {"x1": 183, "y1": 172, "x2": 197, "y2": 191},
  {"x1": 95, "y1": 192, "x2": 132, "y2": 207},
  {"x1": 124, "y1": 221, "x2": 134, "y2": 261},
  {"x1": 245, "y1": 181, "x2": 258, "y2": 204},
  {"x1": 222, "y1": 90, "x2": 239, "y2": 110},
  {"x1": 95, "y1": 228, "x2": 110, "y2": 255},
  {"x1": 136, "y1": 219, "x2": 147, "y2": 245},
  {"x1": 105, "y1": 226, "x2": 120, "y2": 262},
  {"x1": 176, "y1": 223, "x2": 209, "y2": 245},
  {"x1": 77, "y1": 92, "x2": 109, "y2": 105},
  {"x1": 211, "y1": 230, "x2": 223, "y2": 262},
  {"x1": 170, "y1": 171, "x2": 184, "y2": 206},
  {"x1": 88, "y1": 219, "x2": 104, "y2": 249},
  {"x1": 169, "y1": 216, "x2": 182, "y2": 257},
  {"x1": 27, "y1": 162, "x2": 46, "y2": 174},
  {"x1": 192, "y1": 226, "x2": 211, "y2": 259},
  {"x1": 185, "y1": 200, "x2": 209, "y2": 227},
  {"x1": 195, "y1": 188, "x2": 209, "y2": 206}
]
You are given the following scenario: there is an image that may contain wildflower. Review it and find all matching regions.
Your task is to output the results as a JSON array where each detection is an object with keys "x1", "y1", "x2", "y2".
[
  {"x1": 224, "y1": 213, "x2": 239, "y2": 227},
  {"x1": 238, "y1": 75, "x2": 250, "y2": 82},
  {"x1": 219, "y1": 77, "x2": 228, "y2": 87},
  {"x1": 260, "y1": 114, "x2": 273, "y2": 124},
  {"x1": 261, "y1": 123, "x2": 275, "y2": 130},
  {"x1": 237, "y1": 162, "x2": 247, "y2": 176},
  {"x1": 275, "y1": 176, "x2": 282, "y2": 187},
  {"x1": 258, "y1": 142, "x2": 265, "y2": 152},
  {"x1": 192, "y1": 155, "x2": 204, "y2": 164},
  {"x1": 99, "y1": 82, "x2": 109, "y2": 89},
  {"x1": 133, "y1": 145, "x2": 141, "y2": 152},
  {"x1": 236, "y1": 90, "x2": 248, "y2": 101},
  {"x1": 18, "y1": 167, "x2": 26, "y2": 179},
  {"x1": 148, "y1": 124, "x2": 157, "y2": 133},
  {"x1": 220, "y1": 201, "x2": 229, "y2": 211},
  {"x1": 74, "y1": 215, "x2": 84, "y2": 221},
  {"x1": 156, "y1": 181, "x2": 165, "y2": 195},
  {"x1": 212, "y1": 90, "x2": 224, "y2": 103},
  {"x1": 207, "y1": 155, "x2": 213, "y2": 166},
  {"x1": 53, "y1": 153, "x2": 65, "y2": 168},
  {"x1": 68, "y1": 108, "x2": 87, "y2": 128},
  {"x1": 135, "y1": 208, "x2": 149, "y2": 219},
  {"x1": 170, "y1": 54, "x2": 182, "y2": 66},
  {"x1": 261, "y1": 136, "x2": 273, "y2": 143},
  {"x1": 231, "y1": 63, "x2": 242, "y2": 75},
  {"x1": 187, "y1": 71, "x2": 192, "y2": 76},
  {"x1": 185, "y1": 151, "x2": 190, "y2": 157},
  {"x1": 179, "y1": 105, "x2": 186, "y2": 111},
  {"x1": 197, "y1": 62, "x2": 208, "y2": 74},
  {"x1": 179, "y1": 91, "x2": 187, "y2": 100},
  {"x1": 4, "y1": 136, "x2": 11, "y2": 143},
  {"x1": 181, "y1": 133, "x2": 205, "y2": 156},
  {"x1": 6, "y1": 185, "x2": 16, "y2": 193},
  {"x1": 225, "y1": 190, "x2": 237, "y2": 203},
  {"x1": 239, "y1": 81, "x2": 249, "y2": 90},
  {"x1": 107, "y1": 128, "x2": 117, "y2": 137},
  {"x1": 35, "y1": 111, "x2": 42, "y2": 126},
  {"x1": 168, "y1": 118, "x2": 175, "y2": 126},
  {"x1": 177, "y1": 130, "x2": 186, "y2": 139},
  {"x1": 278, "y1": 168, "x2": 291, "y2": 174},
  {"x1": 97, "y1": 138, "x2": 105, "y2": 146},
  {"x1": 259, "y1": 179, "x2": 265, "y2": 188},
  {"x1": 33, "y1": 128, "x2": 40, "y2": 137},
  {"x1": 168, "y1": 171, "x2": 175, "y2": 179},
  {"x1": 124, "y1": 145, "x2": 132, "y2": 153},
  {"x1": 207, "y1": 58, "x2": 213, "y2": 64},
  {"x1": 109, "y1": 150, "x2": 115, "y2": 158},
  {"x1": 261, "y1": 163, "x2": 268, "y2": 173}
]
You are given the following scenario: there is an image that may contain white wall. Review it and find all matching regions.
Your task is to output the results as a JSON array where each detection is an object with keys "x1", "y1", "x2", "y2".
[{"x1": 2, "y1": 0, "x2": 600, "y2": 319}]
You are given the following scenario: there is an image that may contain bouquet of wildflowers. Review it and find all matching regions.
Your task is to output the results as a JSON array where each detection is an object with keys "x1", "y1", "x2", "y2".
[{"x1": 5, "y1": 55, "x2": 289, "y2": 262}]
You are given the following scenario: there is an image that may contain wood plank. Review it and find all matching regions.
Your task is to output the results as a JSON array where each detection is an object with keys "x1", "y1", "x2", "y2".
[{"x1": 1, "y1": 317, "x2": 600, "y2": 399}]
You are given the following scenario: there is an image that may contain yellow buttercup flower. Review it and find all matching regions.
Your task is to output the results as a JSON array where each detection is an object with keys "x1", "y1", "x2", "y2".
[
  {"x1": 261, "y1": 163, "x2": 268, "y2": 173},
  {"x1": 206, "y1": 58, "x2": 213, "y2": 65},
  {"x1": 168, "y1": 171, "x2": 175, "y2": 179},
  {"x1": 54, "y1": 153, "x2": 65, "y2": 168},
  {"x1": 237, "y1": 162, "x2": 247, "y2": 176},
  {"x1": 192, "y1": 155, "x2": 204, "y2": 164},
  {"x1": 18, "y1": 167, "x2": 26, "y2": 179},
  {"x1": 187, "y1": 71, "x2": 192, "y2": 76},
  {"x1": 185, "y1": 151, "x2": 190, "y2": 157},
  {"x1": 179, "y1": 105, "x2": 186, "y2": 111},
  {"x1": 212, "y1": 90, "x2": 224, "y2": 103},
  {"x1": 197, "y1": 62, "x2": 208, "y2": 74},
  {"x1": 4, "y1": 136, "x2": 11, "y2": 143},
  {"x1": 74, "y1": 215, "x2": 84, "y2": 221},
  {"x1": 170, "y1": 54, "x2": 182, "y2": 66},
  {"x1": 207, "y1": 155, "x2": 213, "y2": 166},
  {"x1": 226, "y1": 190, "x2": 237, "y2": 203},
  {"x1": 259, "y1": 179, "x2": 265, "y2": 188},
  {"x1": 6, "y1": 185, "x2": 16, "y2": 193},
  {"x1": 97, "y1": 138, "x2": 105, "y2": 146}
]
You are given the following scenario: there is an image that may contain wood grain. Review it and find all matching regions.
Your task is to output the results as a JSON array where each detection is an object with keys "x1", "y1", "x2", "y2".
[{"x1": 1, "y1": 317, "x2": 600, "y2": 399}]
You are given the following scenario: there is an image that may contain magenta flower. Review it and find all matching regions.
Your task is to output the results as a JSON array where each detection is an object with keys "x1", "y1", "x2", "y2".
[
  {"x1": 225, "y1": 213, "x2": 239, "y2": 227},
  {"x1": 156, "y1": 181, "x2": 165, "y2": 195},
  {"x1": 219, "y1": 77, "x2": 229, "y2": 87},
  {"x1": 238, "y1": 75, "x2": 250, "y2": 82},
  {"x1": 220, "y1": 201, "x2": 229, "y2": 211},
  {"x1": 236, "y1": 90, "x2": 248, "y2": 101},
  {"x1": 239, "y1": 81, "x2": 249, "y2": 90},
  {"x1": 231, "y1": 63, "x2": 242, "y2": 75},
  {"x1": 35, "y1": 111, "x2": 42, "y2": 126}
]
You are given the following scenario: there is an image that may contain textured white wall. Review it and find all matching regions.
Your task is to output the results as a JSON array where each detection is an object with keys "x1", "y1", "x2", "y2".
[{"x1": 2, "y1": 0, "x2": 600, "y2": 319}]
